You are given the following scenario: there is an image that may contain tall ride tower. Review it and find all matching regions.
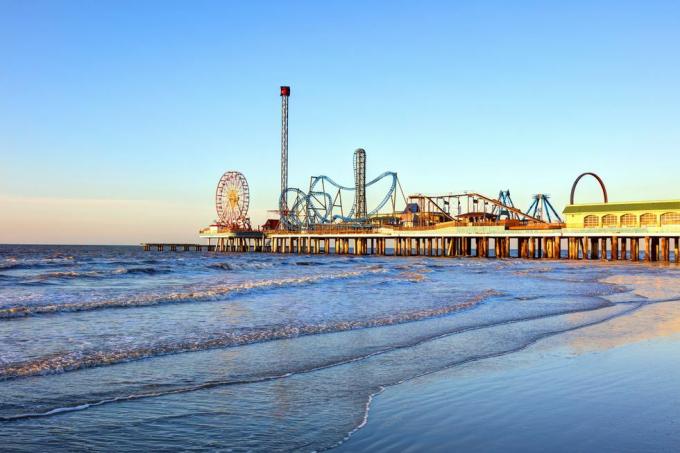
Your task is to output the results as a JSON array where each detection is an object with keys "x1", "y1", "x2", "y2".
[
  {"x1": 280, "y1": 86, "x2": 290, "y2": 222},
  {"x1": 353, "y1": 148, "x2": 367, "y2": 220}
]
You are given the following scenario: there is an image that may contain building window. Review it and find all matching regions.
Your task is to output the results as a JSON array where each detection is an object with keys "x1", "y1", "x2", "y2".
[
  {"x1": 620, "y1": 214, "x2": 637, "y2": 227},
  {"x1": 584, "y1": 215, "x2": 599, "y2": 228},
  {"x1": 660, "y1": 212, "x2": 680, "y2": 225},
  {"x1": 602, "y1": 214, "x2": 617, "y2": 227},
  {"x1": 640, "y1": 213, "x2": 657, "y2": 227}
]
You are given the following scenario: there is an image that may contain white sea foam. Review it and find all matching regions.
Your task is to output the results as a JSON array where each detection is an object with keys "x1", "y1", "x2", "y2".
[
  {"x1": 0, "y1": 267, "x2": 386, "y2": 319},
  {"x1": 0, "y1": 289, "x2": 496, "y2": 380}
]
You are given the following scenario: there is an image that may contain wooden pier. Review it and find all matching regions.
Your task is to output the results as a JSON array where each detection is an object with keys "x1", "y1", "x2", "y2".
[
  {"x1": 143, "y1": 199, "x2": 680, "y2": 264},
  {"x1": 143, "y1": 228, "x2": 267, "y2": 253},
  {"x1": 145, "y1": 227, "x2": 680, "y2": 264},
  {"x1": 263, "y1": 230, "x2": 680, "y2": 263},
  {"x1": 141, "y1": 243, "x2": 216, "y2": 252}
]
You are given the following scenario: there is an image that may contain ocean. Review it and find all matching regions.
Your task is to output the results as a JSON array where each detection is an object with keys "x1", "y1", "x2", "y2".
[{"x1": 1, "y1": 244, "x2": 678, "y2": 451}]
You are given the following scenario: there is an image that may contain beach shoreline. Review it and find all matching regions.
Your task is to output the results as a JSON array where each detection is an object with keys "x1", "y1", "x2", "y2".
[
  {"x1": 336, "y1": 278, "x2": 680, "y2": 452},
  {"x1": 3, "y1": 245, "x2": 680, "y2": 451}
]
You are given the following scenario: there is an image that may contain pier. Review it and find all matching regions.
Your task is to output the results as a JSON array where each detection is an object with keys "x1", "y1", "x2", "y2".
[
  {"x1": 143, "y1": 88, "x2": 680, "y2": 265},
  {"x1": 145, "y1": 232, "x2": 680, "y2": 263},
  {"x1": 252, "y1": 228, "x2": 679, "y2": 263},
  {"x1": 141, "y1": 243, "x2": 215, "y2": 252},
  {"x1": 145, "y1": 220, "x2": 680, "y2": 264},
  {"x1": 146, "y1": 175, "x2": 680, "y2": 264}
]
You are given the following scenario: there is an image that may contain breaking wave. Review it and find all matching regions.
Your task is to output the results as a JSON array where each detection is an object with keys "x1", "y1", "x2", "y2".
[
  {"x1": 113, "y1": 267, "x2": 170, "y2": 275},
  {"x1": 206, "y1": 260, "x2": 325, "y2": 271},
  {"x1": 0, "y1": 289, "x2": 495, "y2": 380},
  {"x1": 1, "y1": 293, "x2": 650, "y2": 424},
  {"x1": 0, "y1": 268, "x2": 386, "y2": 319},
  {"x1": 10, "y1": 267, "x2": 173, "y2": 284},
  {"x1": 207, "y1": 262, "x2": 276, "y2": 271},
  {"x1": 39, "y1": 271, "x2": 104, "y2": 279},
  {"x1": 0, "y1": 261, "x2": 76, "y2": 271}
]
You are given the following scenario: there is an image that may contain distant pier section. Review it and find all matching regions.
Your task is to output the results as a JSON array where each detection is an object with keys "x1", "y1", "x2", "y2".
[
  {"x1": 142, "y1": 243, "x2": 215, "y2": 252},
  {"x1": 198, "y1": 226, "x2": 265, "y2": 252}
]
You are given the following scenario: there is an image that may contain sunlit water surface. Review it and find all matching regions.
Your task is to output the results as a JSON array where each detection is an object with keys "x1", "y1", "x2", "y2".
[{"x1": 1, "y1": 245, "x2": 678, "y2": 451}]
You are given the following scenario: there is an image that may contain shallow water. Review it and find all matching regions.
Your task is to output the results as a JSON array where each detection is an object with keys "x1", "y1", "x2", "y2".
[
  {"x1": 1, "y1": 244, "x2": 678, "y2": 451},
  {"x1": 338, "y1": 301, "x2": 680, "y2": 452}
]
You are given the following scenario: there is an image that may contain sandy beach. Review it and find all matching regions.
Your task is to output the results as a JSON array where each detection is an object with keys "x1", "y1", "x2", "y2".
[{"x1": 338, "y1": 274, "x2": 680, "y2": 452}]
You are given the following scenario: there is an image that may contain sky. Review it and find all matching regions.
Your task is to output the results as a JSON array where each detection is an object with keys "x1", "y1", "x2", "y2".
[{"x1": 1, "y1": 0, "x2": 679, "y2": 244}]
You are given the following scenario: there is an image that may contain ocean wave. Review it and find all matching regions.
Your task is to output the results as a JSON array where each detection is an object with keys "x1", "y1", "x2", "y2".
[
  {"x1": 0, "y1": 262, "x2": 76, "y2": 271},
  {"x1": 207, "y1": 260, "x2": 323, "y2": 271},
  {"x1": 208, "y1": 262, "x2": 276, "y2": 271},
  {"x1": 0, "y1": 256, "x2": 76, "y2": 270},
  {"x1": 0, "y1": 289, "x2": 496, "y2": 381},
  {"x1": 105, "y1": 259, "x2": 161, "y2": 266},
  {"x1": 398, "y1": 271, "x2": 427, "y2": 282},
  {"x1": 0, "y1": 268, "x2": 386, "y2": 319},
  {"x1": 41, "y1": 271, "x2": 104, "y2": 279},
  {"x1": 1, "y1": 292, "x2": 639, "y2": 425},
  {"x1": 14, "y1": 266, "x2": 172, "y2": 283},
  {"x1": 1, "y1": 344, "x2": 394, "y2": 422},
  {"x1": 113, "y1": 267, "x2": 171, "y2": 275}
]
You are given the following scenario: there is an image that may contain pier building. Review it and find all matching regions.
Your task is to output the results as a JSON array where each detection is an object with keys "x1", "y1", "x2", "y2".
[{"x1": 563, "y1": 200, "x2": 680, "y2": 230}]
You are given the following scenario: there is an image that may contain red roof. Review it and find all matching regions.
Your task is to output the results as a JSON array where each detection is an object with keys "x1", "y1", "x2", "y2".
[{"x1": 262, "y1": 219, "x2": 280, "y2": 230}]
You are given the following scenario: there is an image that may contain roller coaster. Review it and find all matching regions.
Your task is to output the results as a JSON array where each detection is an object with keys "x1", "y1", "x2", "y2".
[
  {"x1": 274, "y1": 86, "x2": 564, "y2": 232},
  {"x1": 280, "y1": 171, "x2": 406, "y2": 229},
  {"x1": 406, "y1": 190, "x2": 565, "y2": 227}
]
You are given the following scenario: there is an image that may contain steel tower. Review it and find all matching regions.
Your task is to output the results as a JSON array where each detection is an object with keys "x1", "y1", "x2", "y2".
[
  {"x1": 353, "y1": 148, "x2": 367, "y2": 220},
  {"x1": 526, "y1": 193, "x2": 563, "y2": 223},
  {"x1": 496, "y1": 190, "x2": 519, "y2": 220},
  {"x1": 280, "y1": 86, "x2": 290, "y2": 222}
]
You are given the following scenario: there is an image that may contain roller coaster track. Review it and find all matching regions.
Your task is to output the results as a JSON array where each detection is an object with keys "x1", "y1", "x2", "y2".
[
  {"x1": 280, "y1": 172, "x2": 400, "y2": 228},
  {"x1": 416, "y1": 192, "x2": 546, "y2": 224},
  {"x1": 465, "y1": 192, "x2": 545, "y2": 223}
]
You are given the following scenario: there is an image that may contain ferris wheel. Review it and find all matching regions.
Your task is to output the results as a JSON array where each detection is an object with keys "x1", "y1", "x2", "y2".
[{"x1": 215, "y1": 171, "x2": 250, "y2": 227}]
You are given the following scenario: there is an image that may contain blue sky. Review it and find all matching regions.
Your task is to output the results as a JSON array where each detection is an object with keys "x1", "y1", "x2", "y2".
[{"x1": 1, "y1": 1, "x2": 679, "y2": 244}]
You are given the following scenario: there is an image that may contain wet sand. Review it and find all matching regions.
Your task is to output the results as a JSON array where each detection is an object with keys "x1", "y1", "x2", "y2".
[{"x1": 337, "y1": 275, "x2": 680, "y2": 452}]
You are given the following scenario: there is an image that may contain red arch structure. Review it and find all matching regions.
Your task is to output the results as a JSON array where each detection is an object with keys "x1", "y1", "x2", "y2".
[{"x1": 570, "y1": 172, "x2": 608, "y2": 205}]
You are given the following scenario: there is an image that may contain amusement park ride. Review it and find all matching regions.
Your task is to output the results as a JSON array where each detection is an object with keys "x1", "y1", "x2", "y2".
[
  {"x1": 214, "y1": 170, "x2": 251, "y2": 230},
  {"x1": 142, "y1": 84, "x2": 677, "y2": 265},
  {"x1": 176, "y1": 86, "x2": 680, "y2": 264},
  {"x1": 279, "y1": 149, "x2": 408, "y2": 229},
  {"x1": 272, "y1": 86, "x2": 565, "y2": 230},
  {"x1": 208, "y1": 85, "x2": 566, "y2": 234}
]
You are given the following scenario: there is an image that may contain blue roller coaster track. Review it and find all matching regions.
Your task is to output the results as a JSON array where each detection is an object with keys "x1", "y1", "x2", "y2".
[{"x1": 280, "y1": 171, "x2": 399, "y2": 229}]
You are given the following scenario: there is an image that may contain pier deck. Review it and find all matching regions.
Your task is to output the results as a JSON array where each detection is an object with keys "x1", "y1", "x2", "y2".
[
  {"x1": 143, "y1": 223, "x2": 680, "y2": 264},
  {"x1": 141, "y1": 243, "x2": 216, "y2": 252}
]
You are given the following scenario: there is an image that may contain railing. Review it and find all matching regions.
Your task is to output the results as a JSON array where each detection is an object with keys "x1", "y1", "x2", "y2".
[
  {"x1": 267, "y1": 221, "x2": 566, "y2": 234},
  {"x1": 269, "y1": 226, "x2": 377, "y2": 235},
  {"x1": 390, "y1": 224, "x2": 441, "y2": 231},
  {"x1": 199, "y1": 227, "x2": 263, "y2": 234},
  {"x1": 397, "y1": 220, "x2": 524, "y2": 229},
  {"x1": 507, "y1": 222, "x2": 565, "y2": 230}
]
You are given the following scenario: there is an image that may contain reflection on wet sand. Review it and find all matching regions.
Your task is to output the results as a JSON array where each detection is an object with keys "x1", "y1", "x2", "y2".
[
  {"x1": 563, "y1": 274, "x2": 680, "y2": 354},
  {"x1": 602, "y1": 275, "x2": 680, "y2": 300}
]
